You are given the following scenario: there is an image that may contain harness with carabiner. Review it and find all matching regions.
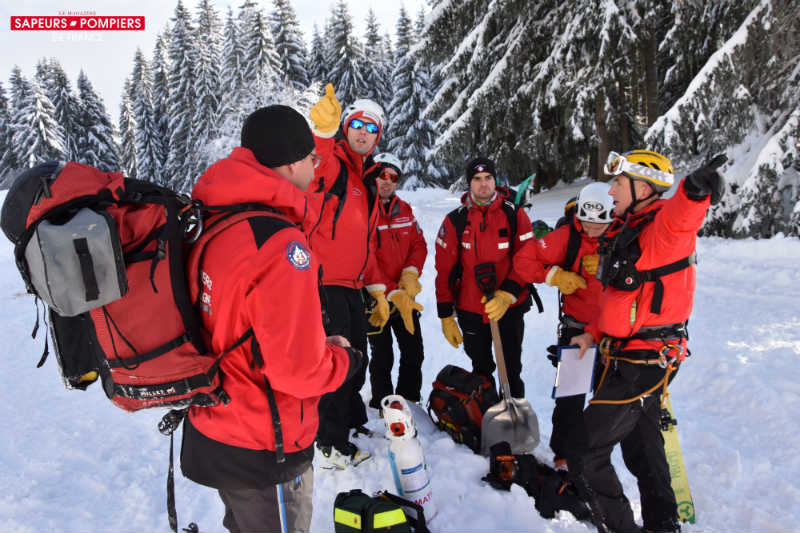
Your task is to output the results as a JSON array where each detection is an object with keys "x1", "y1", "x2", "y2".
[{"x1": 589, "y1": 322, "x2": 689, "y2": 408}]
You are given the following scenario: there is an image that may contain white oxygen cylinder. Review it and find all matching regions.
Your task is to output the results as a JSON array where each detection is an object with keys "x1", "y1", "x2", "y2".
[{"x1": 381, "y1": 395, "x2": 438, "y2": 523}]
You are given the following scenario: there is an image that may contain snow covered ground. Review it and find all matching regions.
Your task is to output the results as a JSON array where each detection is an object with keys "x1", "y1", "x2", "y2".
[{"x1": 1, "y1": 183, "x2": 799, "y2": 532}]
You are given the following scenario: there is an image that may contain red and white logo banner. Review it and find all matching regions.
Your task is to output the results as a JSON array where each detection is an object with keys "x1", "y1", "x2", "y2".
[{"x1": 10, "y1": 16, "x2": 145, "y2": 31}]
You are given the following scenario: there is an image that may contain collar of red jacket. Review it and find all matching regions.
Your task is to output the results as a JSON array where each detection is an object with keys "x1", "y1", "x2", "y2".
[
  {"x1": 333, "y1": 138, "x2": 373, "y2": 177},
  {"x1": 191, "y1": 147, "x2": 311, "y2": 225},
  {"x1": 607, "y1": 197, "x2": 665, "y2": 237},
  {"x1": 460, "y1": 186, "x2": 510, "y2": 210}
]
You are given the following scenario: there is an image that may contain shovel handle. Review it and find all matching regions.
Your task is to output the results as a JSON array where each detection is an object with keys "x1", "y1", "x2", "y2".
[{"x1": 489, "y1": 319, "x2": 513, "y2": 400}]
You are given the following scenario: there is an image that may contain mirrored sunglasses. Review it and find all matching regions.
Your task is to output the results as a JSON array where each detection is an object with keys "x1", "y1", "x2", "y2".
[
  {"x1": 349, "y1": 118, "x2": 379, "y2": 134},
  {"x1": 310, "y1": 153, "x2": 322, "y2": 168},
  {"x1": 378, "y1": 169, "x2": 399, "y2": 183}
]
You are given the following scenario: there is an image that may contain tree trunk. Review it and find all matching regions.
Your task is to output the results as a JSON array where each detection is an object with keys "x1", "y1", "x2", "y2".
[
  {"x1": 617, "y1": 80, "x2": 630, "y2": 152},
  {"x1": 644, "y1": 33, "x2": 658, "y2": 126},
  {"x1": 631, "y1": 51, "x2": 640, "y2": 126},
  {"x1": 595, "y1": 92, "x2": 608, "y2": 179}
]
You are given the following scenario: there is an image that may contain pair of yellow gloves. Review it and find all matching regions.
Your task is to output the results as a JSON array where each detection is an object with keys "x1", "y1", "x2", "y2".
[
  {"x1": 440, "y1": 254, "x2": 600, "y2": 348},
  {"x1": 545, "y1": 253, "x2": 599, "y2": 294},
  {"x1": 440, "y1": 291, "x2": 517, "y2": 348},
  {"x1": 368, "y1": 269, "x2": 424, "y2": 335}
]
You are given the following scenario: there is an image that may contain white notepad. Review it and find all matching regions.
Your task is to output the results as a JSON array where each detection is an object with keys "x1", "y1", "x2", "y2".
[{"x1": 552, "y1": 345, "x2": 598, "y2": 399}]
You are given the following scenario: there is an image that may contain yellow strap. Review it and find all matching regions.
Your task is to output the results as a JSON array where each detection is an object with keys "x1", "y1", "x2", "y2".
[
  {"x1": 373, "y1": 508, "x2": 407, "y2": 529},
  {"x1": 334, "y1": 508, "x2": 362, "y2": 530}
]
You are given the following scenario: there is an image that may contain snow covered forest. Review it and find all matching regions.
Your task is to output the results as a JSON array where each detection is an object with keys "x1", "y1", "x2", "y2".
[{"x1": 0, "y1": 0, "x2": 798, "y2": 237}]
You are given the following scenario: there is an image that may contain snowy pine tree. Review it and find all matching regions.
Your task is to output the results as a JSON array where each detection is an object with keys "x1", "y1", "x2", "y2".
[
  {"x1": 0, "y1": 67, "x2": 29, "y2": 176},
  {"x1": 165, "y1": 0, "x2": 196, "y2": 191},
  {"x1": 326, "y1": 0, "x2": 367, "y2": 106},
  {"x1": 240, "y1": 1, "x2": 283, "y2": 99},
  {"x1": 218, "y1": 7, "x2": 246, "y2": 124},
  {"x1": 647, "y1": 0, "x2": 800, "y2": 238},
  {"x1": 190, "y1": 0, "x2": 222, "y2": 179},
  {"x1": 385, "y1": 7, "x2": 412, "y2": 159},
  {"x1": 118, "y1": 79, "x2": 137, "y2": 179},
  {"x1": 0, "y1": 81, "x2": 13, "y2": 183},
  {"x1": 131, "y1": 49, "x2": 164, "y2": 183},
  {"x1": 307, "y1": 24, "x2": 328, "y2": 84},
  {"x1": 151, "y1": 33, "x2": 171, "y2": 175},
  {"x1": 12, "y1": 74, "x2": 65, "y2": 168},
  {"x1": 75, "y1": 71, "x2": 119, "y2": 172},
  {"x1": 270, "y1": 0, "x2": 309, "y2": 89},
  {"x1": 361, "y1": 9, "x2": 391, "y2": 110},
  {"x1": 39, "y1": 59, "x2": 82, "y2": 161}
]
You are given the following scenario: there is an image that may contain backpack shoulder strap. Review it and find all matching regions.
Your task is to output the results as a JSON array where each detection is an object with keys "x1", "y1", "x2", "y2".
[
  {"x1": 562, "y1": 222, "x2": 582, "y2": 271},
  {"x1": 187, "y1": 207, "x2": 294, "y2": 305},
  {"x1": 500, "y1": 200, "x2": 544, "y2": 314},
  {"x1": 446, "y1": 205, "x2": 469, "y2": 243},
  {"x1": 500, "y1": 200, "x2": 518, "y2": 243},
  {"x1": 315, "y1": 159, "x2": 349, "y2": 239}
]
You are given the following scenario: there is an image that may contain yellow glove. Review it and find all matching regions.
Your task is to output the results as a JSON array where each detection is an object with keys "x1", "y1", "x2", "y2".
[
  {"x1": 546, "y1": 266, "x2": 587, "y2": 295},
  {"x1": 581, "y1": 253, "x2": 600, "y2": 276},
  {"x1": 398, "y1": 269, "x2": 422, "y2": 299},
  {"x1": 388, "y1": 290, "x2": 424, "y2": 334},
  {"x1": 480, "y1": 290, "x2": 516, "y2": 322},
  {"x1": 309, "y1": 83, "x2": 342, "y2": 136},
  {"x1": 368, "y1": 290, "x2": 390, "y2": 328},
  {"x1": 440, "y1": 315, "x2": 463, "y2": 348}
]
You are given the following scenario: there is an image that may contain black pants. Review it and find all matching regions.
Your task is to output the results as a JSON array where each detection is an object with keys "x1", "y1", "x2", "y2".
[
  {"x1": 457, "y1": 306, "x2": 526, "y2": 398},
  {"x1": 549, "y1": 326, "x2": 597, "y2": 461},
  {"x1": 569, "y1": 357, "x2": 678, "y2": 533},
  {"x1": 367, "y1": 308, "x2": 424, "y2": 408},
  {"x1": 317, "y1": 285, "x2": 368, "y2": 449}
]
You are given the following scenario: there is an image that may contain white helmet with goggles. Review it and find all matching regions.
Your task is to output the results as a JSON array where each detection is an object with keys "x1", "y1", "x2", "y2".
[
  {"x1": 341, "y1": 99, "x2": 386, "y2": 133},
  {"x1": 604, "y1": 149, "x2": 674, "y2": 193},
  {"x1": 576, "y1": 182, "x2": 614, "y2": 224},
  {"x1": 374, "y1": 152, "x2": 403, "y2": 176}
]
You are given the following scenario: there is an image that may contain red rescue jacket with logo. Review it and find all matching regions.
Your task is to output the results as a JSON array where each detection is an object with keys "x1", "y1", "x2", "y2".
[
  {"x1": 434, "y1": 188, "x2": 534, "y2": 322},
  {"x1": 306, "y1": 135, "x2": 385, "y2": 291},
  {"x1": 182, "y1": 147, "x2": 353, "y2": 489},
  {"x1": 374, "y1": 194, "x2": 427, "y2": 293},
  {"x1": 584, "y1": 183, "x2": 709, "y2": 352},
  {"x1": 513, "y1": 218, "x2": 604, "y2": 325}
]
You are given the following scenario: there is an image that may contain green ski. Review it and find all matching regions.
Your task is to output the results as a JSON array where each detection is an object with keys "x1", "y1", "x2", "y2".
[{"x1": 661, "y1": 396, "x2": 696, "y2": 524}]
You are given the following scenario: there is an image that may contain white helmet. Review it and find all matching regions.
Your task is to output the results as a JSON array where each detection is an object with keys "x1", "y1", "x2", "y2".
[
  {"x1": 373, "y1": 152, "x2": 403, "y2": 175},
  {"x1": 341, "y1": 98, "x2": 387, "y2": 132},
  {"x1": 576, "y1": 182, "x2": 614, "y2": 224}
]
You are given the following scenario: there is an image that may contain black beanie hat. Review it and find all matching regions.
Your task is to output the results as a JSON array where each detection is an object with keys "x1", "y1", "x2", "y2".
[
  {"x1": 465, "y1": 156, "x2": 497, "y2": 181},
  {"x1": 241, "y1": 105, "x2": 315, "y2": 168}
]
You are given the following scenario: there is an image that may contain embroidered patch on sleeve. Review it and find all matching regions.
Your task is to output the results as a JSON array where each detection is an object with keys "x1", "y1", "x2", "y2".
[{"x1": 286, "y1": 241, "x2": 311, "y2": 270}]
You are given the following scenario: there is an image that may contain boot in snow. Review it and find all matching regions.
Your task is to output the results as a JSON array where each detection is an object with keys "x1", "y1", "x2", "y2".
[{"x1": 317, "y1": 441, "x2": 371, "y2": 470}]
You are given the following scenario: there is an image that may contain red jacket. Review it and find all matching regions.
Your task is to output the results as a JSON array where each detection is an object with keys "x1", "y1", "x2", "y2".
[
  {"x1": 374, "y1": 195, "x2": 427, "y2": 293},
  {"x1": 306, "y1": 136, "x2": 385, "y2": 291},
  {"x1": 585, "y1": 182, "x2": 709, "y2": 352},
  {"x1": 434, "y1": 188, "x2": 534, "y2": 321},
  {"x1": 185, "y1": 147, "x2": 351, "y2": 459},
  {"x1": 514, "y1": 218, "x2": 604, "y2": 325}
]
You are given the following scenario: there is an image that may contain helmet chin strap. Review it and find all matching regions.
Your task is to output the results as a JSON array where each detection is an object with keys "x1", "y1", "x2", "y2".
[{"x1": 625, "y1": 175, "x2": 658, "y2": 216}]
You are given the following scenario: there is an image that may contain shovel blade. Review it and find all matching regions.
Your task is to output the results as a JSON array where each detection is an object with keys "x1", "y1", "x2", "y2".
[{"x1": 480, "y1": 397, "x2": 540, "y2": 456}]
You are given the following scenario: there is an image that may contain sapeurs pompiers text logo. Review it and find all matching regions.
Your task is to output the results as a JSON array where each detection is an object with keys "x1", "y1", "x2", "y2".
[{"x1": 10, "y1": 11, "x2": 145, "y2": 31}]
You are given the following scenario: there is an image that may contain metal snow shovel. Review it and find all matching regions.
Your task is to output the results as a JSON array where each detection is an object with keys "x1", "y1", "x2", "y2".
[{"x1": 474, "y1": 262, "x2": 540, "y2": 456}]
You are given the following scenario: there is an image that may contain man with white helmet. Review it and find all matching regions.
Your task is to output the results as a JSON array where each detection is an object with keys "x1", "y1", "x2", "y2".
[
  {"x1": 305, "y1": 83, "x2": 390, "y2": 469},
  {"x1": 363, "y1": 153, "x2": 428, "y2": 411},
  {"x1": 568, "y1": 150, "x2": 726, "y2": 533},
  {"x1": 512, "y1": 181, "x2": 614, "y2": 472}
]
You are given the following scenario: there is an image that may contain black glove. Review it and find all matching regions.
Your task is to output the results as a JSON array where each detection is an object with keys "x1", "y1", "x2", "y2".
[
  {"x1": 344, "y1": 347, "x2": 366, "y2": 381},
  {"x1": 683, "y1": 153, "x2": 727, "y2": 205},
  {"x1": 546, "y1": 345, "x2": 559, "y2": 367}
]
